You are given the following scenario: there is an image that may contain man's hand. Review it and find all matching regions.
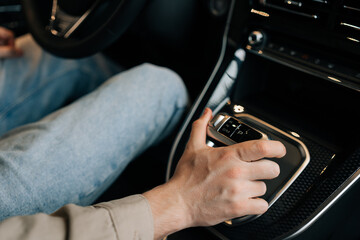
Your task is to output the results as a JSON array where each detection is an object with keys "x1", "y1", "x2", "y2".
[
  {"x1": 0, "y1": 27, "x2": 23, "y2": 58},
  {"x1": 144, "y1": 108, "x2": 286, "y2": 239}
]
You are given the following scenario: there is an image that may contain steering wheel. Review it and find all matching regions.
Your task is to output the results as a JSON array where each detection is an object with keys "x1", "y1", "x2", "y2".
[{"x1": 22, "y1": 0, "x2": 147, "y2": 58}]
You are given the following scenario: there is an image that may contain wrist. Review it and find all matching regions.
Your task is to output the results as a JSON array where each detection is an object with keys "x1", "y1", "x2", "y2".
[{"x1": 143, "y1": 181, "x2": 192, "y2": 239}]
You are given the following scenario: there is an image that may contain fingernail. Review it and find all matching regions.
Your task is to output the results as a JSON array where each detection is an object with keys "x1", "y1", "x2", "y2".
[{"x1": 203, "y1": 108, "x2": 210, "y2": 116}]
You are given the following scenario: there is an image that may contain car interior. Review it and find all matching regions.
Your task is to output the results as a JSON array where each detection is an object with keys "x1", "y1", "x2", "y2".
[{"x1": 1, "y1": 0, "x2": 360, "y2": 239}]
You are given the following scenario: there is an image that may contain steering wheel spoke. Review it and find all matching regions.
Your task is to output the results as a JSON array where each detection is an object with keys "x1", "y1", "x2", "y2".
[
  {"x1": 48, "y1": 0, "x2": 99, "y2": 38},
  {"x1": 22, "y1": 0, "x2": 147, "y2": 58}
]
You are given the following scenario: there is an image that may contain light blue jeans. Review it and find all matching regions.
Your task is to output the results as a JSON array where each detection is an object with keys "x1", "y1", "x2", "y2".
[{"x1": 0, "y1": 35, "x2": 189, "y2": 221}]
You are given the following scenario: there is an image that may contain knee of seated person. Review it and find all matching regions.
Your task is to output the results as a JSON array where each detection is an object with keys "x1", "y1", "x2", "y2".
[
  {"x1": 137, "y1": 63, "x2": 189, "y2": 106},
  {"x1": 137, "y1": 63, "x2": 180, "y2": 85}
]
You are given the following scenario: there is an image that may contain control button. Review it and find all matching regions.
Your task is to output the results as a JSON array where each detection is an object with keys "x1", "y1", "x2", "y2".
[
  {"x1": 312, "y1": 0, "x2": 327, "y2": 4},
  {"x1": 231, "y1": 125, "x2": 263, "y2": 143},
  {"x1": 303, "y1": 54, "x2": 323, "y2": 66},
  {"x1": 266, "y1": 42, "x2": 282, "y2": 52},
  {"x1": 231, "y1": 125, "x2": 248, "y2": 142},
  {"x1": 307, "y1": 56, "x2": 322, "y2": 66},
  {"x1": 284, "y1": 48, "x2": 303, "y2": 58},
  {"x1": 313, "y1": 58, "x2": 321, "y2": 64},
  {"x1": 248, "y1": 31, "x2": 265, "y2": 46},
  {"x1": 244, "y1": 128, "x2": 263, "y2": 141},
  {"x1": 285, "y1": 0, "x2": 303, "y2": 7},
  {"x1": 212, "y1": 114, "x2": 225, "y2": 127},
  {"x1": 289, "y1": 50, "x2": 297, "y2": 56},
  {"x1": 317, "y1": 60, "x2": 336, "y2": 70},
  {"x1": 283, "y1": 48, "x2": 302, "y2": 58},
  {"x1": 219, "y1": 118, "x2": 240, "y2": 137},
  {"x1": 300, "y1": 54, "x2": 310, "y2": 60},
  {"x1": 206, "y1": 140, "x2": 215, "y2": 147},
  {"x1": 327, "y1": 63, "x2": 335, "y2": 69},
  {"x1": 274, "y1": 45, "x2": 290, "y2": 54}
]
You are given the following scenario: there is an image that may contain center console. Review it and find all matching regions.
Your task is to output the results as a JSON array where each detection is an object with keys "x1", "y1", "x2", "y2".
[{"x1": 167, "y1": 0, "x2": 360, "y2": 239}]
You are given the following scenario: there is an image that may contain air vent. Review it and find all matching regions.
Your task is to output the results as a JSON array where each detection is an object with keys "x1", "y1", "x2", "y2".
[
  {"x1": 343, "y1": 0, "x2": 360, "y2": 13},
  {"x1": 338, "y1": 0, "x2": 360, "y2": 42},
  {"x1": 258, "y1": 0, "x2": 328, "y2": 20}
]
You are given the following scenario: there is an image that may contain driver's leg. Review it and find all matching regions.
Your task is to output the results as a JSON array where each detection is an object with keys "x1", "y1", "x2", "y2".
[
  {"x1": 0, "y1": 34, "x2": 122, "y2": 136},
  {"x1": 0, "y1": 63, "x2": 189, "y2": 221}
]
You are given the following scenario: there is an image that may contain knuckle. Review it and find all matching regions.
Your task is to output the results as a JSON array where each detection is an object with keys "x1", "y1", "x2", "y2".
[
  {"x1": 231, "y1": 201, "x2": 246, "y2": 215},
  {"x1": 228, "y1": 184, "x2": 240, "y2": 196},
  {"x1": 185, "y1": 142, "x2": 196, "y2": 152},
  {"x1": 226, "y1": 166, "x2": 245, "y2": 179},
  {"x1": 256, "y1": 141, "x2": 271, "y2": 156},
  {"x1": 226, "y1": 168, "x2": 238, "y2": 179},
  {"x1": 219, "y1": 150, "x2": 236, "y2": 163}
]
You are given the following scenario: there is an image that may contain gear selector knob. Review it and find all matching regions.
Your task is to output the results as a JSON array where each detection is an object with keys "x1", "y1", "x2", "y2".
[{"x1": 208, "y1": 113, "x2": 268, "y2": 146}]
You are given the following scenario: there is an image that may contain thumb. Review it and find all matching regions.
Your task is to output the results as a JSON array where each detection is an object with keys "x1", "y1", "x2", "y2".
[{"x1": 188, "y1": 108, "x2": 212, "y2": 149}]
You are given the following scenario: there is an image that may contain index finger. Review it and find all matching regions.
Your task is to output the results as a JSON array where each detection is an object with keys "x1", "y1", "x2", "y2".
[{"x1": 231, "y1": 140, "x2": 286, "y2": 162}]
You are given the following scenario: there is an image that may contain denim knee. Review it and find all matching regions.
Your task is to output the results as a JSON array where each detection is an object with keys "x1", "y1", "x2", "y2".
[{"x1": 137, "y1": 63, "x2": 189, "y2": 109}]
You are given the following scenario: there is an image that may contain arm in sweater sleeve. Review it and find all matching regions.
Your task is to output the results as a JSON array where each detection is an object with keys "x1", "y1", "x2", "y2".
[{"x1": 0, "y1": 195, "x2": 154, "y2": 240}]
